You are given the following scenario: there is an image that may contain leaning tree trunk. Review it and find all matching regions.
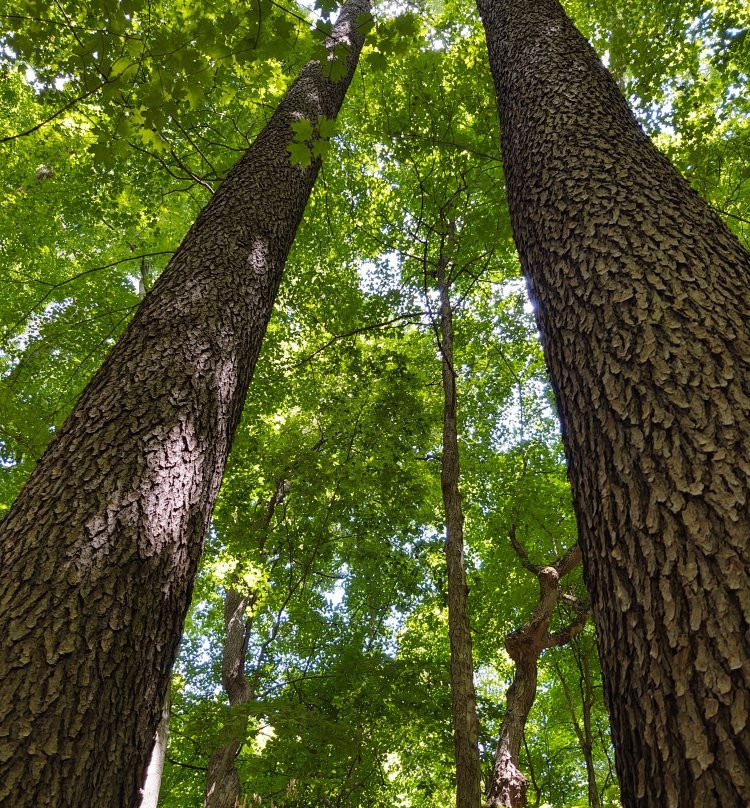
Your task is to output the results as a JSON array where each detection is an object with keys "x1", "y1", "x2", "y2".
[
  {"x1": 476, "y1": 0, "x2": 750, "y2": 805},
  {"x1": 437, "y1": 265, "x2": 482, "y2": 808},
  {"x1": 0, "y1": 3, "x2": 370, "y2": 806},
  {"x1": 485, "y1": 541, "x2": 587, "y2": 808}
]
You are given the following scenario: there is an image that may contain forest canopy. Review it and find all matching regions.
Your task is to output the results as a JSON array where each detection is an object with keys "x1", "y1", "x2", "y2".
[{"x1": 0, "y1": 0, "x2": 749, "y2": 806}]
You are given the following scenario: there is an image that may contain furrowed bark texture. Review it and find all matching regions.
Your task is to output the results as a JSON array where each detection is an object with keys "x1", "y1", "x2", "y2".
[
  {"x1": 0, "y1": 4, "x2": 370, "y2": 806},
  {"x1": 438, "y1": 269, "x2": 482, "y2": 808},
  {"x1": 485, "y1": 543, "x2": 586, "y2": 808},
  {"x1": 476, "y1": 0, "x2": 750, "y2": 805}
]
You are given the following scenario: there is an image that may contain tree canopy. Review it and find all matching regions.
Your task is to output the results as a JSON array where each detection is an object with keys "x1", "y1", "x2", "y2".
[{"x1": 1, "y1": 0, "x2": 748, "y2": 805}]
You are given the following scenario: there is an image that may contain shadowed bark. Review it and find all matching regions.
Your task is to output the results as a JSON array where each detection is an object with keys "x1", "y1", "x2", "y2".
[
  {"x1": 477, "y1": 0, "x2": 750, "y2": 805},
  {"x1": 485, "y1": 538, "x2": 588, "y2": 808},
  {"x1": 0, "y1": 3, "x2": 370, "y2": 806}
]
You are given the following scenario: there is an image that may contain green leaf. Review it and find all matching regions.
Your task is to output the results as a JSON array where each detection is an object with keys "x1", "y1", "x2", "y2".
[
  {"x1": 183, "y1": 83, "x2": 205, "y2": 110},
  {"x1": 141, "y1": 127, "x2": 168, "y2": 152},
  {"x1": 125, "y1": 38, "x2": 145, "y2": 59},
  {"x1": 317, "y1": 116, "x2": 337, "y2": 139},
  {"x1": 326, "y1": 54, "x2": 347, "y2": 82},
  {"x1": 113, "y1": 116, "x2": 135, "y2": 139},
  {"x1": 356, "y1": 13, "x2": 376, "y2": 36},
  {"x1": 109, "y1": 56, "x2": 138, "y2": 80},
  {"x1": 315, "y1": 0, "x2": 339, "y2": 15},
  {"x1": 366, "y1": 51, "x2": 388, "y2": 71},
  {"x1": 291, "y1": 119, "x2": 314, "y2": 143},
  {"x1": 271, "y1": 15, "x2": 296, "y2": 44},
  {"x1": 311, "y1": 21, "x2": 334, "y2": 40},
  {"x1": 89, "y1": 140, "x2": 114, "y2": 167},
  {"x1": 288, "y1": 141, "x2": 312, "y2": 168},
  {"x1": 394, "y1": 13, "x2": 420, "y2": 37},
  {"x1": 142, "y1": 79, "x2": 166, "y2": 110},
  {"x1": 205, "y1": 43, "x2": 233, "y2": 61},
  {"x1": 312, "y1": 139, "x2": 330, "y2": 160}
]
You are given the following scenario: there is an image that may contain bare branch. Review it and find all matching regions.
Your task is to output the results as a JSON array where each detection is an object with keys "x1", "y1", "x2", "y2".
[
  {"x1": 509, "y1": 522, "x2": 541, "y2": 575},
  {"x1": 554, "y1": 542, "x2": 582, "y2": 578}
]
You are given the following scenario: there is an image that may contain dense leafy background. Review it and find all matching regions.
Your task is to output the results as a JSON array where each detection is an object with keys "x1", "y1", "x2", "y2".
[{"x1": 1, "y1": 0, "x2": 748, "y2": 804}]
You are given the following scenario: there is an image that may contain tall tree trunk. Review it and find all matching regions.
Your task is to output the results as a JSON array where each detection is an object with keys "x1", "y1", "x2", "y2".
[
  {"x1": 578, "y1": 650, "x2": 602, "y2": 808},
  {"x1": 486, "y1": 659, "x2": 537, "y2": 808},
  {"x1": 204, "y1": 589, "x2": 254, "y2": 808},
  {"x1": 485, "y1": 541, "x2": 587, "y2": 808},
  {"x1": 0, "y1": 4, "x2": 370, "y2": 806},
  {"x1": 437, "y1": 264, "x2": 482, "y2": 808},
  {"x1": 139, "y1": 693, "x2": 171, "y2": 808},
  {"x1": 476, "y1": 1, "x2": 750, "y2": 805},
  {"x1": 204, "y1": 471, "x2": 299, "y2": 808},
  {"x1": 552, "y1": 644, "x2": 602, "y2": 808}
]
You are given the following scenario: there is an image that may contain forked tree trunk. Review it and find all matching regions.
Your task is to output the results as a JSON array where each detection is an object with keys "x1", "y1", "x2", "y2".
[
  {"x1": 485, "y1": 542, "x2": 587, "y2": 808},
  {"x1": 437, "y1": 265, "x2": 482, "y2": 808},
  {"x1": 477, "y1": 0, "x2": 750, "y2": 805},
  {"x1": 0, "y1": 4, "x2": 370, "y2": 806}
]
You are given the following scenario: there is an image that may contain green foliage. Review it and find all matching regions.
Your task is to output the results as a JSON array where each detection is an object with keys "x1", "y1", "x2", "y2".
[
  {"x1": 288, "y1": 115, "x2": 337, "y2": 166},
  {"x1": 1, "y1": 0, "x2": 746, "y2": 804}
]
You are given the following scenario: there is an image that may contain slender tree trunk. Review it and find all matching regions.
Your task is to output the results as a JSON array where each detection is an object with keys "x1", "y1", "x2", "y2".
[
  {"x1": 139, "y1": 693, "x2": 171, "y2": 808},
  {"x1": 476, "y1": 1, "x2": 750, "y2": 805},
  {"x1": 204, "y1": 590, "x2": 254, "y2": 808},
  {"x1": 437, "y1": 265, "x2": 482, "y2": 808},
  {"x1": 579, "y1": 652, "x2": 602, "y2": 808},
  {"x1": 204, "y1": 473, "x2": 297, "y2": 808},
  {"x1": 553, "y1": 646, "x2": 602, "y2": 808},
  {"x1": 485, "y1": 542, "x2": 587, "y2": 808},
  {"x1": 0, "y1": 4, "x2": 370, "y2": 806}
]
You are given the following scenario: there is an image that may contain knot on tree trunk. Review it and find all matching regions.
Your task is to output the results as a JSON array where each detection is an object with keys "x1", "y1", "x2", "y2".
[
  {"x1": 505, "y1": 631, "x2": 541, "y2": 661},
  {"x1": 539, "y1": 565, "x2": 559, "y2": 582}
]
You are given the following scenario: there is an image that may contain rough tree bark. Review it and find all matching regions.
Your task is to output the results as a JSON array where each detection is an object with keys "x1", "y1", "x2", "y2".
[
  {"x1": 437, "y1": 262, "x2": 482, "y2": 808},
  {"x1": 476, "y1": 0, "x2": 750, "y2": 805},
  {"x1": 0, "y1": 4, "x2": 370, "y2": 806},
  {"x1": 485, "y1": 539, "x2": 588, "y2": 808}
]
